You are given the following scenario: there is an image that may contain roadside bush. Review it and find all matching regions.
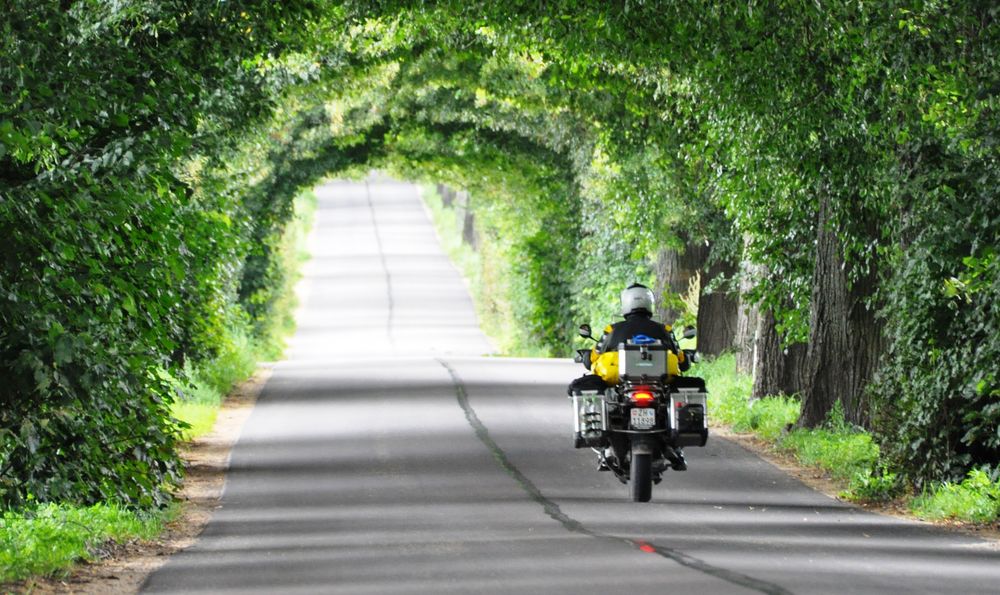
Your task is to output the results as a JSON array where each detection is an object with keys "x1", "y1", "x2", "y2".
[
  {"x1": 911, "y1": 469, "x2": 1000, "y2": 524},
  {"x1": 845, "y1": 467, "x2": 904, "y2": 504}
]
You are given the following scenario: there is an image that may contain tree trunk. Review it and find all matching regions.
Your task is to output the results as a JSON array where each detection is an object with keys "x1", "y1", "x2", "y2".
[
  {"x1": 437, "y1": 184, "x2": 455, "y2": 208},
  {"x1": 696, "y1": 248, "x2": 739, "y2": 357},
  {"x1": 752, "y1": 309, "x2": 783, "y2": 399},
  {"x1": 799, "y1": 196, "x2": 884, "y2": 427},
  {"x1": 734, "y1": 245, "x2": 760, "y2": 375},
  {"x1": 783, "y1": 341, "x2": 808, "y2": 398},
  {"x1": 752, "y1": 308, "x2": 807, "y2": 400},
  {"x1": 455, "y1": 190, "x2": 477, "y2": 248},
  {"x1": 653, "y1": 239, "x2": 708, "y2": 325}
]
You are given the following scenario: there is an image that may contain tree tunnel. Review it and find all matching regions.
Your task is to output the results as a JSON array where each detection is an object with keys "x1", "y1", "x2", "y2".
[{"x1": 1, "y1": 0, "x2": 997, "y2": 507}]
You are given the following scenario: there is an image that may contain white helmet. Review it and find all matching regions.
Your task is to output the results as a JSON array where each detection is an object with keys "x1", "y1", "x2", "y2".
[{"x1": 620, "y1": 283, "x2": 654, "y2": 317}]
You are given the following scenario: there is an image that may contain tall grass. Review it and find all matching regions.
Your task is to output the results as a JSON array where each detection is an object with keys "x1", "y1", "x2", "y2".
[
  {"x1": 170, "y1": 326, "x2": 257, "y2": 440},
  {"x1": 0, "y1": 503, "x2": 172, "y2": 583},
  {"x1": 912, "y1": 469, "x2": 1000, "y2": 524},
  {"x1": 696, "y1": 354, "x2": 884, "y2": 497},
  {"x1": 781, "y1": 403, "x2": 879, "y2": 482},
  {"x1": 698, "y1": 354, "x2": 798, "y2": 441},
  {"x1": 697, "y1": 354, "x2": 1000, "y2": 519}
]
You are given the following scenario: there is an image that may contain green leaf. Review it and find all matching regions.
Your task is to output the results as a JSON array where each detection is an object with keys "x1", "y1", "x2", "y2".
[
  {"x1": 122, "y1": 294, "x2": 137, "y2": 316},
  {"x1": 53, "y1": 335, "x2": 74, "y2": 365}
]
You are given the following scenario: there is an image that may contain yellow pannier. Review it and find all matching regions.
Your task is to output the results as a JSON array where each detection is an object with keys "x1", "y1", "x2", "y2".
[{"x1": 594, "y1": 351, "x2": 620, "y2": 385}]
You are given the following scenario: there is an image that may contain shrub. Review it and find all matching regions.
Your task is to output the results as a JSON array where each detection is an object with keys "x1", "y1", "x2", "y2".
[
  {"x1": 844, "y1": 467, "x2": 903, "y2": 503},
  {"x1": 911, "y1": 469, "x2": 1000, "y2": 524}
]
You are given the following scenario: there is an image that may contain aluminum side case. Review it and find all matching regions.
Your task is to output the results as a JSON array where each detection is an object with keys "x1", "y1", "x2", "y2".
[
  {"x1": 669, "y1": 385, "x2": 709, "y2": 447},
  {"x1": 570, "y1": 389, "x2": 608, "y2": 448}
]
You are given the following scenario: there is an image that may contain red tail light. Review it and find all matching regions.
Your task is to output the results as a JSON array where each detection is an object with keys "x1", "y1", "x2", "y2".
[{"x1": 630, "y1": 387, "x2": 655, "y2": 407}]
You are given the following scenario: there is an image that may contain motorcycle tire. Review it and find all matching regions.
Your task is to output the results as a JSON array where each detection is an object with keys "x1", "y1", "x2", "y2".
[{"x1": 630, "y1": 452, "x2": 652, "y2": 502}]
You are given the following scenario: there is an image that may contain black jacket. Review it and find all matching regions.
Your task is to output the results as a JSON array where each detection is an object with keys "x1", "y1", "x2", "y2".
[
  {"x1": 595, "y1": 313, "x2": 679, "y2": 353},
  {"x1": 592, "y1": 313, "x2": 689, "y2": 373}
]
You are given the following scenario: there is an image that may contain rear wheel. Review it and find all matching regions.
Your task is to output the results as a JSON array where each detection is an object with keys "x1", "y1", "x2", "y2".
[{"x1": 630, "y1": 452, "x2": 652, "y2": 502}]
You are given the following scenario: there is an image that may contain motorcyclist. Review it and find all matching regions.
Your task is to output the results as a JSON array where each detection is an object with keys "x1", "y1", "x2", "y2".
[
  {"x1": 589, "y1": 283, "x2": 690, "y2": 375},
  {"x1": 573, "y1": 283, "x2": 690, "y2": 472}
]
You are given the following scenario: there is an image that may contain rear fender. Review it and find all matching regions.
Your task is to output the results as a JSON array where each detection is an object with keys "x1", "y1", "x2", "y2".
[{"x1": 630, "y1": 436, "x2": 656, "y2": 456}]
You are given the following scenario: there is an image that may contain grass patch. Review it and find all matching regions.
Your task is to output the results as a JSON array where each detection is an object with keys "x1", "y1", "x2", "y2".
[
  {"x1": 170, "y1": 327, "x2": 256, "y2": 441},
  {"x1": 171, "y1": 402, "x2": 219, "y2": 440},
  {"x1": 0, "y1": 503, "x2": 173, "y2": 583},
  {"x1": 696, "y1": 354, "x2": 884, "y2": 497},
  {"x1": 911, "y1": 469, "x2": 1000, "y2": 524},
  {"x1": 696, "y1": 354, "x2": 1000, "y2": 514},
  {"x1": 698, "y1": 354, "x2": 798, "y2": 441},
  {"x1": 782, "y1": 424, "x2": 879, "y2": 482}
]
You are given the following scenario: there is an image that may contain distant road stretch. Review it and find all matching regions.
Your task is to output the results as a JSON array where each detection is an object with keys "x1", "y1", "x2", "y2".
[{"x1": 142, "y1": 179, "x2": 1000, "y2": 595}]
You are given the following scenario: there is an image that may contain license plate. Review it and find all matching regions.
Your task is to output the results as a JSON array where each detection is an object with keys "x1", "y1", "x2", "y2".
[{"x1": 630, "y1": 408, "x2": 656, "y2": 429}]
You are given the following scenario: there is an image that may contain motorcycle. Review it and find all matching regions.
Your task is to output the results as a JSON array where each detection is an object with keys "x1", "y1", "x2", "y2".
[{"x1": 569, "y1": 324, "x2": 708, "y2": 502}]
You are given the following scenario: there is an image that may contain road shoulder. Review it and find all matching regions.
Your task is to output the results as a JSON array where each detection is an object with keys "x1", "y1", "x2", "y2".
[{"x1": 713, "y1": 424, "x2": 1000, "y2": 547}]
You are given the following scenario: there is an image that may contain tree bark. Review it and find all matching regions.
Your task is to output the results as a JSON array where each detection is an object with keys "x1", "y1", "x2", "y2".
[
  {"x1": 734, "y1": 245, "x2": 760, "y2": 375},
  {"x1": 653, "y1": 239, "x2": 707, "y2": 325},
  {"x1": 455, "y1": 190, "x2": 477, "y2": 248},
  {"x1": 752, "y1": 308, "x2": 807, "y2": 399},
  {"x1": 783, "y1": 341, "x2": 808, "y2": 398},
  {"x1": 696, "y1": 248, "x2": 739, "y2": 357},
  {"x1": 437, "y1": 184, "x2": 455, "y2": 208},
  {"x1": 799, "y1": 195, "x2": 884, "y2": 427}
]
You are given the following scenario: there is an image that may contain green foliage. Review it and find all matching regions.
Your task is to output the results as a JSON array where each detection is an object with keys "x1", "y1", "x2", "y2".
[
  {"x1": 702, "y1": 357, "x2": 884, "y2": 491},
  {"x1": 170, "y1": 188, "x2": 317, "y2": 441},
  {"x1": 874, "y1": 160, "x2": 1000, "y2": 483},
  {"x1": 698, "y1": 354, "x2": 798, "y2": 441},
  {"x1": 911, "y1": 469, "x2": 1000, "y2": 524},
  {"x1": 0, "y1": 2, "x2": 336, "y2": 509},
  {"x1": 0, "y1": 502, "x2": 170, "y2": 583},
  {"x1": 845, "y1": 467, "x2": 904, "y2": 504},
  {"x1": 2, "y1": 0, "x2": 998, "y2": 508},
  {"x1": 781, "y1": 404, "x2": 881, "y2": 483}
]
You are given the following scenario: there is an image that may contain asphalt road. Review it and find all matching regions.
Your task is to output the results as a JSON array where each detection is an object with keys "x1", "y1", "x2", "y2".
[{"x1": 143, "y1": 179, "x2": 1000, "y2": 594}]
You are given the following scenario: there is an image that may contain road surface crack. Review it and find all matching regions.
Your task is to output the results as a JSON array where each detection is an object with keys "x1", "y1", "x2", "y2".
[
  {"x1": 437, "y1": 358, "x2": 792, "y2": 595},
  {"x1": 364, "y1": 179, "x2": 395, "y2": 346}
]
